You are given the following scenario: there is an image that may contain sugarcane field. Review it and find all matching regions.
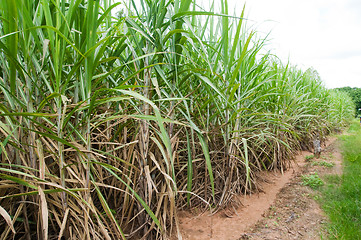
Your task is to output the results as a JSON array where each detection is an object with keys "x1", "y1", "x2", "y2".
[{"x1": 1, "y1": 0, "x2": 361, "y2": 239}]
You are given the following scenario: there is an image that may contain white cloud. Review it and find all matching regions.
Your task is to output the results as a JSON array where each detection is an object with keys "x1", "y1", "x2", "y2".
[{"x1": 228, "y1": 0, "x2": 361, "y2": 88}]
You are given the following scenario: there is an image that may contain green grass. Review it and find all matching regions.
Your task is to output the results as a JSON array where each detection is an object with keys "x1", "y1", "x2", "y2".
[
  {"x1": 305, "y1": 154, "x2": 315, "y2": 161},
  {"x1": 311, "y1": 161, "x2": 335, "y2": 168},
  {"x1": 320, "y1": 120, "x2": 361, "y2": 239},
  {"x1": 302, "y1": 173, "x2": 324, "y2": 189}
]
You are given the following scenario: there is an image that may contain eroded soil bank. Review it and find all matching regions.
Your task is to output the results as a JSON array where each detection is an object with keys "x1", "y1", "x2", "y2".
[{"x1": 177, "y1": 137, "x2": 341, "y2": 240}]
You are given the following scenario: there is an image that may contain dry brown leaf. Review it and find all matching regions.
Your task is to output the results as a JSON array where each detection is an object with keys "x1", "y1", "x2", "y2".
[
  {"x1": 58, "y1": 208, "x2": 69, "y2": 240},
  {"x1": 39, "y1": 187, "x2": 48, "y2": 240},
  {"x1": 37, "y1": 140, "x2": 45, "y2": 180},
  {"x1": 0, "y1": 205, "x2": 15, "y2": 234},
  {"x1": 96, "y1": 216, "x2": 112, "y2": 240}
]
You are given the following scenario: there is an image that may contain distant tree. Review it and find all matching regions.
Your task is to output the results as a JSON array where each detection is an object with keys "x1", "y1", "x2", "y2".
[{"x1": 336, "y1": 87, "x2": 361, "y2": 115}]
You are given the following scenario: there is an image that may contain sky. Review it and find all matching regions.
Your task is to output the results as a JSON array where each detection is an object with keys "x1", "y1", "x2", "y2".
[{"x1": 227, "y1": 0, "x2": 361, "y2": 89}]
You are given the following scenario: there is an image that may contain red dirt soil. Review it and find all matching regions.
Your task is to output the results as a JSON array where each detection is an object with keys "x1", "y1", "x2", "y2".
[{"x1": 176, "y1": 137, "x2": 341, "y2": 240}]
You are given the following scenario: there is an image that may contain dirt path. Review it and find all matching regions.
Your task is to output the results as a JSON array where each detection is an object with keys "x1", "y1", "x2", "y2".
[{"x1": 177, "y1": 137, "x2": 341, "y2": 240}]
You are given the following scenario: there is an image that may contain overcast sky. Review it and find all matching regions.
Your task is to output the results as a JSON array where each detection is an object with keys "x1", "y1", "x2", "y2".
[{"x1": 227, "y1": 0, "x2": 361, "y2": 89}]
